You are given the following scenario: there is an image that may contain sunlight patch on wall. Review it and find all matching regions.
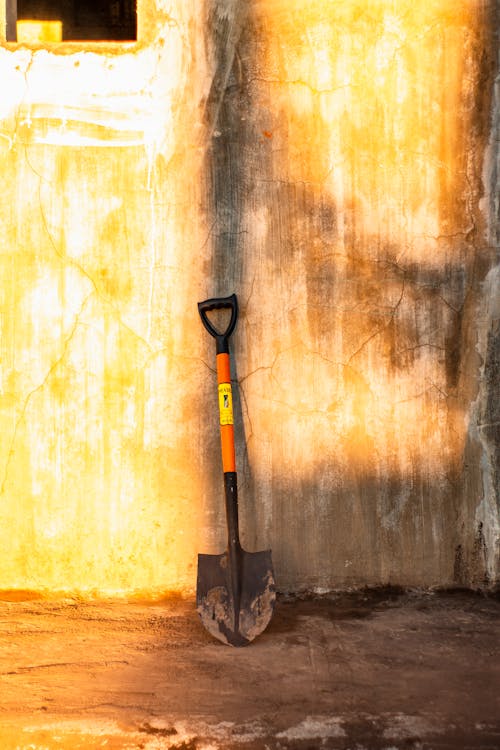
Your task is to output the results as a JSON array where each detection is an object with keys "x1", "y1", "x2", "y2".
[
  {"x1": 0, "y1": 1, "x2": 207, "y2": 595},
  {"x1": 16, "y1": 20, "x2": 63, "y2": 43},
  {"x1": 258, "y1": 0, "x2": 474, "y2": 266}
]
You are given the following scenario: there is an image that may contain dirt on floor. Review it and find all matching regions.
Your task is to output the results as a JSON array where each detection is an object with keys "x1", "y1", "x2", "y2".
[{"x1": 0, "y1": 587, "x2": 499, "y2": 749}]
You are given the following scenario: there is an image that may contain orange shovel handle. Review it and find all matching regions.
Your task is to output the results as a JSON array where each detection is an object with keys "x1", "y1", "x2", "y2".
[{"x1": 217, "y1": 353, "x2": 236, "y2": 473}]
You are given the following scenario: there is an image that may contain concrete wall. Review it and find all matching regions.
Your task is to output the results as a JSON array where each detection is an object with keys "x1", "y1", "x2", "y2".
[{"x1": 0, "y1": 0, "x2": 498, "y2": 596}]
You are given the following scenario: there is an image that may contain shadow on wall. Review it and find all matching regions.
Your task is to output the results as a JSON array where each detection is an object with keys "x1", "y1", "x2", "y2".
[{"x1": 199, "y1": 0, "x2": 499, "y2": 591}]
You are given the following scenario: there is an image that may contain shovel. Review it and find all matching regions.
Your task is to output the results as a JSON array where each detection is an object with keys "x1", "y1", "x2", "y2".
[{"x1": 197, "y1": 293, "x2": 276, "y2": 646}]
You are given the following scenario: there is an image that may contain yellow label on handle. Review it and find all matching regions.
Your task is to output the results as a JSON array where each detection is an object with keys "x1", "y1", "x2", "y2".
[{"x1": 218, "y1": 383, "x2": 234, "y2": 426}]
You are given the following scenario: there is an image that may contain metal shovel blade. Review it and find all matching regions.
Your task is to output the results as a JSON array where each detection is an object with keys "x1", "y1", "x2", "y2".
[{"x1": 197, "y1": 549, "x2": 276, "y2": 646}]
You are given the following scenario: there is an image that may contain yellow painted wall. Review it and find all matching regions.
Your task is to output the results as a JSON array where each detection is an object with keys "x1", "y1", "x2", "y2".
[
  {"x1": 0, "y1": 1, "x2": 498, "y2": 595},
  {"x1": 0, "y1": 1, "x2": 213, "y2": 595}
]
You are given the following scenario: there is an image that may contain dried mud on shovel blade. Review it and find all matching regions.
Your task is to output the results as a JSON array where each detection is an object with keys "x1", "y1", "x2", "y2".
[{"x1": 197, "y1": 550, "x2": 276, "y2": 646}]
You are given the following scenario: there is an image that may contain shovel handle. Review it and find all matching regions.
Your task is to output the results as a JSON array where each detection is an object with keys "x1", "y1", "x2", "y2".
[
  {"x1": 198, "y1": 294, "x2": 238, "y2": 354},
  {"x1": 198, "y1": 294, "x2": 238, "y2": 474}
]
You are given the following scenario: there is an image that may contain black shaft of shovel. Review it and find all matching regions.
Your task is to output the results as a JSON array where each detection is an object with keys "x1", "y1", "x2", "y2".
[{"x1": 224, "y1": 471, "x2": 242, "y2": 629}]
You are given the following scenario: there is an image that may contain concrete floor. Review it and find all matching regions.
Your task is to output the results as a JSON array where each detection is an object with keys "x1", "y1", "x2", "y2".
[{"x1": 0, "y1": 588, "x2": 499, "y2": 749}]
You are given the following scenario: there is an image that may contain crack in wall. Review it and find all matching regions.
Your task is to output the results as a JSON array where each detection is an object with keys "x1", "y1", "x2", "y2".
[
  {"x1": 346, "y1": 276, "x2": 406, "y2": 365},
  {"x1": 32, "y1": 142, "x2": 155, "y2": 354},
  {"x1": 0, "y1": 291, "x2": 95, "y2": 497}
]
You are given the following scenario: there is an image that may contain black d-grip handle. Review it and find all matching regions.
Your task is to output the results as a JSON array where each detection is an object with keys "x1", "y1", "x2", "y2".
[{"x1": 198, "y1": 293, "x2": 238, "y2": 353}]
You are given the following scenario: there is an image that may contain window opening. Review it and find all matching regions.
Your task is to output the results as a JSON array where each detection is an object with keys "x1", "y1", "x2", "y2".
[{"x1": 6, "y1": 0, "x2": 137, "y2": 42}]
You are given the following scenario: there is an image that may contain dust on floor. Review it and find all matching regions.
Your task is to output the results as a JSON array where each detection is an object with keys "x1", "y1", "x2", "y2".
[{"x1": 0, "y1": 588, "x2": 499, "y2": 749}]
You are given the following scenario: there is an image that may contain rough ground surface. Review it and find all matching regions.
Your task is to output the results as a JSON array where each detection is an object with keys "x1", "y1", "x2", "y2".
[{"x1": 0, "y1": 589, "x2": 499, "y2": 749}]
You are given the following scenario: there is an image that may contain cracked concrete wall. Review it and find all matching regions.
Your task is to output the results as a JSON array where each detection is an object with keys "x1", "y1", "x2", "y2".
[
  {"x1": 200, "y1": 0, "x2": 500, "y2": 592},
  {"x1": 0, "y1": 0, "x2": 498, "y2": 595}
]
